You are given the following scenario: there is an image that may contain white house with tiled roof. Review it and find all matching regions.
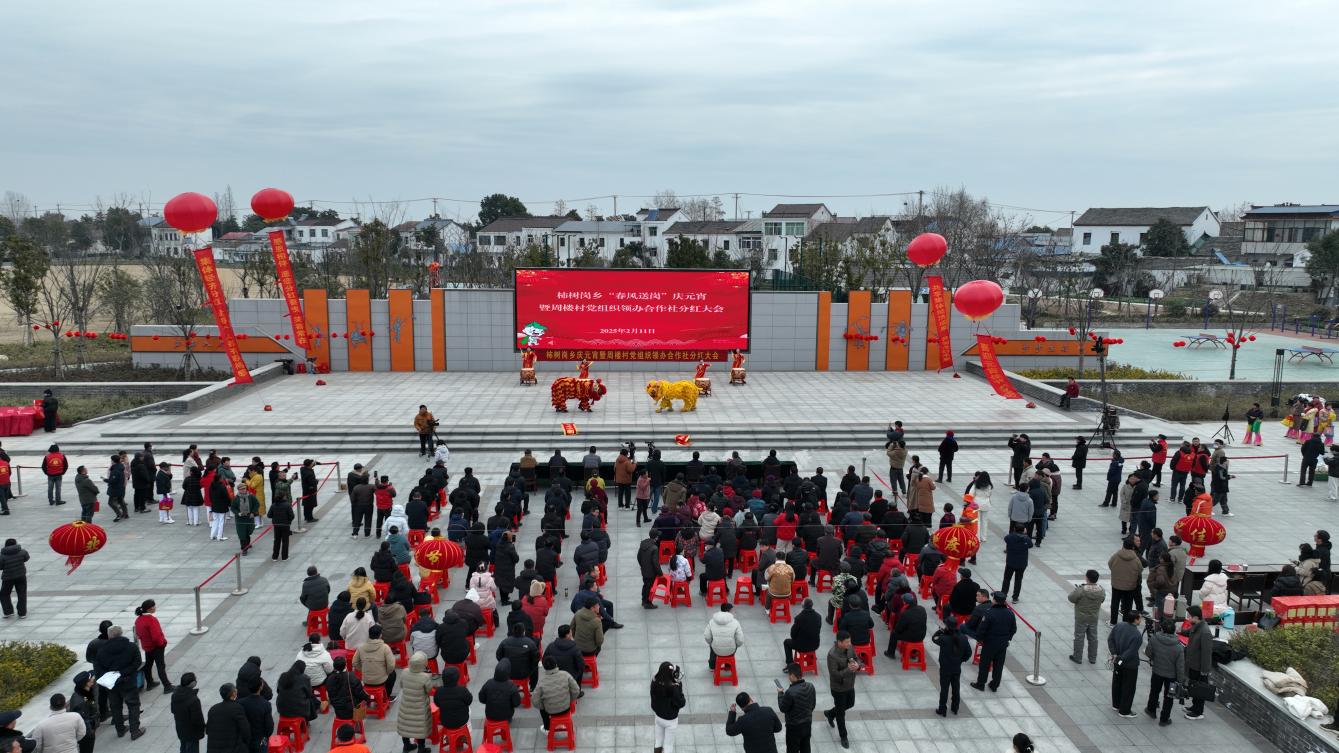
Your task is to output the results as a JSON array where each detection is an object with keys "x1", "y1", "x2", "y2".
[
  {"x1": 761, "y1": 203, "x2": 834, "y2": 272},
  {"x1": 1072, "y1": 206, "x2": 1218, "y2": 256}
]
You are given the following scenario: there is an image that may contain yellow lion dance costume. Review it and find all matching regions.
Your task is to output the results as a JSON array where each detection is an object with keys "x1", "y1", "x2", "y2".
[{"x1": 646, "y1": 380, "x2": 699, "y2": 413}]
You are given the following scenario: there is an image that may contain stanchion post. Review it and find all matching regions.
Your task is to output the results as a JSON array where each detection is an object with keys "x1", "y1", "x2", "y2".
[
  {"x1": 861, "y1": 456, "x2": 866, "y2": 477},
  {"x1": 14, "y1": 466, "x2": 22, "y2": 497},
  {"x1": 1281, "y1": 455, "x2": 1290, "y2": 484},
  {"x1": 232, "y1": 555, "x2": 249, "y2": 596},
  {"x1": 189, "y1": 587, "x2": 210, "y2": 635},
  {"x1": 1025, "y1": 630, "x2": 1047, "y2": 686}
]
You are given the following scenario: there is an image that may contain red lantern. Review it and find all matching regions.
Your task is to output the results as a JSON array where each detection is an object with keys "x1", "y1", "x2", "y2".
[
  {"x1": 31, "y1": 325, "x2": 39, "y2": 331},
  {"x1": 152, "y1": 335, "x2": 161, "y2": 341},
  {"x1": 49, "y1": 520, "x2": 108, "y2": 574},
  {"x1": 1248, "y1": 335, "x2": 1256, "y2": 341},
  {"x1": 415, "y1": 539, "x2": 464, "y2": 571},
  {"x1": 1068, "y1": 327, "x2": 1077, "y2": 335},
  {"x1": 163, "y1": 192, "x2": 218, "y2": 234},
  {"x1": 906, "y1": 233, "x2": 948, "y2": 267},
  {"x1": 952, "y1": 280, "x2": 1003, "y2": 321},
  {"x1": 315, "y1": 379, "x2": 327, "y2": 386},
  {"x1": 250, "y1": 188, "x2": 295, "y2": 222},
  {"x1": 1034, "y1": 335, "x2": 1047, "y2": 342},
  {"x1": 1173, "y1": 512, "x2": 1227, "y2": 558},
  {"x1": 932, "y1": 523, "x2": 980, "y2": 561}
]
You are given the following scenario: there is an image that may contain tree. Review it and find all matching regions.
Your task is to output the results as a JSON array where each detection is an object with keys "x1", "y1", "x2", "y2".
[
  {"x1": 517, "y1": 243, "x2": 554, "y2": 267},
  {"x1": 97, "y1": 267, "x2": 143, "y2": 335},
  {"x1": 1306, "y1": 230, "x2": 1339, "y2": 305},
  {"x1": 0, "y1": 215, "x2": 14, "y2": 243},
  {"x1": 611, "y1": 240, "x2": 656, "y2": 268},
  {"x1": 0, "y1": 236, "x2": 48, "y2": 345},
  {"x1": 212, "y1": 186, "x2": 241, "y2": 236},
  {"x1": 1092, "y1": 241, "x2": 1142, "y2": 298},
  {"x1": 143, "y1": 255, "x2": 208, "y2": 378},
  {"x1": 652, "y1": 190, "x2": 678, "y2": 209},
  {"x1": 1143, "y1": 218, "x2": 1190, "y2": 257},
  {"x1": 552, "y1": 199, "x2": 569, "y2": 217},
  {"x1": 665, "y1": 237, "x2": 711, "y2": 268},
  {"x1": 794, "y1": 238, "x2": 845, "y2": 292},
  {"x1": 571, "y1": 246, "x2": 604, "y2": 268},
  {"x1": 1216, "y1": 201, "x2": 1252, "y2": 222},
  {"x1": 348, "y1": 219, "x2": 401, "y2": 298},
  {"x1": 680, "y1": 197, "x2": 725, "y2": 221},
  {"x1": 100, "y1": 207, "x2": 149, "y2": 255},
  {"x1": 1, "y1": 191, "x2": 33, "y2": 221},
  {"x1": 48, "y1": 255, "x2": 107, "y2": 367},
  {"x1": 478, "y1": 194, "x2": 528, "y2": 227},
  {"x1": 841, "y1": 236, "x2": 901, "y2": 293},
  {"x1": 69, "y1": 215, "x2": 96, "y2": 251},
  {"x1": 709, "y1": 249, "x2": 733, "y2": 268},
  {"x1": 21, "y1": 212, "x2": 69, "y2": 253},
  {"x1": 564, "y1": 210, "x2": 581, "y2": 220},
  {"x1": 291, "y1": 250, "x2": 345, "y2": 298},
  {"x1": 238, "y1": 251, "x2": 279, "y2": 299},
  {"x1": 241, "y1": 213, "x2": 268, "y2": 232},
  {"x1": 1025, "y1": 225, "x2": 1054, "y2": 233}
]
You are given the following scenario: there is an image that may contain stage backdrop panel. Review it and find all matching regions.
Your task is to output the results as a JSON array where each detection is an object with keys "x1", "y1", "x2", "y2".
[{"x1": 514, "y1": 268, "x2": 750, "y2": 360}]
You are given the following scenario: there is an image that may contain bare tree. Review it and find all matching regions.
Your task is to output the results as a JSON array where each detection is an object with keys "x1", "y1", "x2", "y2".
[
  {"x1": 652, "y1": 190, "x2": 678, "y2": 209},
  {"x1": 97, "y1": 265, "x2": 143, "y2": 334},
  {"x1": 143, "y1": 254, "x2": 208, "y2": 378},
  {"x1": 552, "y1": 199, "x2": 569, "y2": 217},
  {"x1": 48, "y1": 254, "x2": 108, "y2": 367},
  {"x1": 238, "y1": 251, "x2": 279, "y2": 299},
  {"x1": 1, "y1": 191, "x2": 34, "y2": 221},
  {"x1": 1216, "y1": 201, "x2": 1252, "y2": 223},
  {"x1": 679, "y1": 197, "x2": 726, "y2": 221}
]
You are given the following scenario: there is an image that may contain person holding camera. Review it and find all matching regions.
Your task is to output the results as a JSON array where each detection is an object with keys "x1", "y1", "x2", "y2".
[
  {"x1": 932, "y1": 617, "x2": 970, "y2": 717},
  {"x1": 412, "y1": 405, "x2": 437, "y2": 457},
  {"x1": 650, "y1": 662, "x2": 686, "y2": 753},
  {"x1": 1144, "y1": 616, "x2": 1186, "y2": 725}
]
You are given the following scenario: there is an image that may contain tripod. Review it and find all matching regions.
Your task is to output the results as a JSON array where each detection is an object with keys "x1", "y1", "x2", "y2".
[
  {"x1": 1212, "y1": 401, "x2": 1235, "y2": 445},
  {"x1": 1091, "y1": 406, "x2": 1119, "y2": 449}
]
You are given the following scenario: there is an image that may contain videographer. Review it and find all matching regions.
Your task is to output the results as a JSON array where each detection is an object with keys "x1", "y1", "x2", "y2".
[{"x1": 413, "y1": 405, "x2": 437, "y2": 457}]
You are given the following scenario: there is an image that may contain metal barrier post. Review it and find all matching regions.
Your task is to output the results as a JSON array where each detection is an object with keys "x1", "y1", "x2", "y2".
[
  {"x1": 14, "y1": 466, "x2": 22, "y2": 497},
  {"x1": 1025, "y1": 631, "x2": 1047, "y2": 685},
  {"x1": 232, "y1": 556, "x2": 249, "y2": 596},
  {"x1": 861, "y1": 456, "x2": 866, "y2": 477},
  {"x1": 335, "y1": 461, "x2": 343, "y2": 490},
  {"x1": 190, "y1": 587, "x2": 210, "y2": 635},
  {"x1": 1281, "y1": 455, "x2": 1290, "y2": 484}
]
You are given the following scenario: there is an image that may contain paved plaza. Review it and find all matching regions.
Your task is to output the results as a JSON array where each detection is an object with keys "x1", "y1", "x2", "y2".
[{"x1": 1, "y1": 370, "x2": 1325, "y2": 753}]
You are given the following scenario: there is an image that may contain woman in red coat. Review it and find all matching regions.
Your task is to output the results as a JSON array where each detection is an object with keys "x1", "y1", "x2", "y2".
[
  {"x1": 519, "y1": 581, "x2": 552, "y2": 639},
  {"x1": 134, "y1": 599, "x2": 174, "y2": 692}
]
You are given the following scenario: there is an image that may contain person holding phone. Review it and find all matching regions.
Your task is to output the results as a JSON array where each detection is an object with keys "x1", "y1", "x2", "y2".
[
  {"x1": 777, "y1": 664, "x2": 815, "y2": 753},
  {"x1": 649, "y1": 662, "x2": 685, "y2": 753}
]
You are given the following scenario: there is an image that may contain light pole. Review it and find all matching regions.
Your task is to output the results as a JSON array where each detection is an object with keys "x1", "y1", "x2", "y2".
[
  {"x1": 1085, "y1": 287, "x2": 1105, "y2": 331},
  {"x1": 1204, "y1": 289, "x2": 1223, "y2": 329},
  {"x1": 1146, "y1": 288, "x2": 1164, "y2": 329},
  {"x1": 1026, "y1": 288, "x2": 1042, "y2": 329}
]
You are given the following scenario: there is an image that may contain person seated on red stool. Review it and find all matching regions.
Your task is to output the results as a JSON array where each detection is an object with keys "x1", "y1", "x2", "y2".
[
  {"x1": 698, "y1": 540, "x2": 727, "y2": 596},
  {"x1": 959, "y1": 589, "x2": 991, "y2": 641},
  {"x1": 570, "y1": 578, "x2": 623, "y2": 631},
  {"x1": 533, "y1": 656, "x2": 581, "y2": 732},
  {"x1": 324, "y1": 657, "x2": 370, "y2": 734},
  {"x1": 300, "y1": 566, "x2": 332, "y2": 615},
  {"x1": 297, "y1": 634, "x2": 335, "y2": 690},
  {"x1": 886, "y1": 592, "x2": 927, "y2": 659},
  {"x1": 948, "y1": 568, "x2": 981, "y2": 621},
  {"x1": 330, "y1": 721, "x2": 370, "y2": 753},
  {"x1": 432, "y1": 665, "x2": 472, "y2": 751},
  {"x1": 571, "y1": 601, "x2": 606, "y2": 658},
  {"x1": 763, "y1": 553, "x2": 793, "y2": 605},
  {"x1": 542, "y1": 625, "x2": 586, "y2": 688},
  {"x1": 836, "y1": 593, "x2": 875, "y2": 649},
  {"x1": 783, "y1": 599, "x2": 822, "y2": 667},
  {"x1": 495, "y1": 623, "x2": 540, "y2": 692},
  {"x1": 704, "y1": 603, "x2": 744, "y2": 670},
  {"x1": 408, "y1": 614, "x2": 439, "y2": 665},
  {"x1": 351, "y1": 625, "x2": 398, "y2": 700},
  {"x1": 479, "y1": 660, "x2": 522, "y2": 727}
]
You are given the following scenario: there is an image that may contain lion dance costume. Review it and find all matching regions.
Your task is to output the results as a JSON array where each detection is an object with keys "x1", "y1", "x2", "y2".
[
  {"x1": 646, "y1": 380, "x2": 698, "y2": 413},
  {"x1": 551, "y1": 377, "x2": 607, "y2": 412}
]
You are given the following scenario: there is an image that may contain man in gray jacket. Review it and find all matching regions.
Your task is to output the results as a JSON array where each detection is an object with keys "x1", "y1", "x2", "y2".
[
  {"x1": 1166, "y1": 535, "x2": 1189, "y2": 598},
  {"x1": 1144, "y1": 618, "x2": 1186, "y2": 725},
  {"x1": 1182, "y1": 606, "x2": 1214, "y2": 720},
  {"x1": 74, "y1": 467, "x2": 99, "y2": 523},
  {"x1": 823, "y1": 632, "x2": 859, "y2": 749},
  {"x1": 1067, "y1": 570, "x2": 1106, "y2": 664},
  {"x1": 1107, "y1": 610, "x2": 1143, "y2": 717},
  {"x1": 28, "y1": 694, "x2": 86, "y2": 753},
  {"x1": 1006, "y1": 485, "x2": 1032, "y2": 527}
]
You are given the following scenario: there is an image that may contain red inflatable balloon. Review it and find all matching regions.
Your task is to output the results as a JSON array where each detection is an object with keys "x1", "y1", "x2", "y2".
[
  {"x1": 163, "y1": 192, "x2": 218, "y2": 234},
  {"x1": 953, "y1": 280, "x2": 1004, "y2": 321},
  {"x1": 906, "y1": 233, "x2": 948, "y2": 267},
  {"x1": 250, "y1": 188, "x2": 295, "y2": 222}
]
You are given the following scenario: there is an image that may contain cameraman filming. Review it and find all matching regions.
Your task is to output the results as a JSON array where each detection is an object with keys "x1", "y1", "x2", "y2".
[{"x1": 414, "y1": 405, "x2": 438, "y2": 456}]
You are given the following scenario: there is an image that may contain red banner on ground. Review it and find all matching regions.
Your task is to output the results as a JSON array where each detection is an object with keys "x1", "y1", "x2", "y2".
[
  {"x1": 976, "y1": 333, "x2": 1021, "y2": 399},
  {"x1": 267, "y1": 230, "x2": 309, "y2": 349},
  {"x1": 193, "y1": 247, "x2": 253, "y2": 385},
  {"x1": 927, "y1": 275, "x2": 954, "y2": 370}
]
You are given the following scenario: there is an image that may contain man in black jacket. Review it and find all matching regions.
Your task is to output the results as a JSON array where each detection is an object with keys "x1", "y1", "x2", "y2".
[
  {"x1": 542, "y1": 624, "x2": 585, "y2": 686},
  {"x1": 887, "y1": 593, "x2": 927, "y2": 659},
  {"x1": 776, "y1": 664, "x2": 816, "y2": 753},
  {"x1": 96, "y1": 626, "x2": 144, "y2": 739},
  {"x1": 783, "y1": 599, "x2": 822, "y2": 667},
  {"x1": 572, "y1": 533, "x2": 601, "y2": 583},
  {"x1": 495, "y1": 623, "x2": 540, "y2": 690},
  {"x1": 205, "y1": 684, "x2": 249, "y2": 753},
  {"x1": 299, "y1": 567, "x2": 329, "y2": 612},
  {"x1": 783, "y1": 543, "x2": 808, "y2": 583},
  {"x1": 971, "y1": 592, "x2": 1018, "y2": 692},
  {"x1": 1107, "y1": 610, "x2": 1143, "y2": 717},
  {"x1": 637, "y1": 534, "x2": 662, "y2": 609},
  {"x1": 725, "y1": 691, "x2": 782, "y2": 753},
  {"x1": 948, "y1": 568, "x2": 979, "y2": 620},
  {"x1": 299, "y1": 460, "x2": 318, "y2": 523},
  {"x1": 171, "y1": 673, "x2": 206, "y2": 753},
  {"x1": 237, "y1": 681, "x2": 273, "y2": 753},
  {"x1": 812, "y1": 529, "x2": 842, "y2": 586},
  {"x1": 700, "y1": 541, "x2": 727, "y2": 595}
]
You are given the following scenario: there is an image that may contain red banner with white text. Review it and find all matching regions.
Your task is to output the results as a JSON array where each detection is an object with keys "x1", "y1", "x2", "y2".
[
  {"x1": 267, "y1": 230, "x2": 309, "y2": 349},
  {"x1": 976, "y1": 333, "x2": 1021, "y2": 399},
  {"x1": 927, "y1": 275, "x2": 954, "y2": 370},
  {"x1": 193, "y1": 247, "x2": 254, "y2": 384}
]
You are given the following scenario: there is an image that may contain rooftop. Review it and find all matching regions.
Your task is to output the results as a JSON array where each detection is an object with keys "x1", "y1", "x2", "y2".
[
  {"x1": 295, "y1": 217, "x2": 345, "y2": 227},
  {"x1": 763, "y1": 203, "x2": 830, "y2": 218},
  {"x1": 476, "y1": 216, "x2": 570, "y2": 233},
  {"x1": 1074, "y1": 206, "x2": 1210, "y2": 226},
  {"x1": 553, "y1": 220, "x2": 641, "y2": 233},
  {"x1": 1243, "y1": 204, "x2": 1339, "y2": 217},
  {"x1": 664, "y1": 220, "x2": 745, "y2": 235},
  {"x1": 804, "y1": 216, "x2": 892, "y2": 243}
]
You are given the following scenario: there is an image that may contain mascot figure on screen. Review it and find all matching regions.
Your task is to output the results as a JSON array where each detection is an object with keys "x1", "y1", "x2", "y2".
[
  {"x1": 552, "y1": 377, "x2": 606, "y2": 412},
  {"x1": 647, "y1": 379, "x2": 699, "y2": 413}
]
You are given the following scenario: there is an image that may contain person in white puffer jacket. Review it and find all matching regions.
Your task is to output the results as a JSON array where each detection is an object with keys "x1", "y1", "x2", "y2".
[
  {"x1": 296, "y1": 636, "x2": 334, "y2": 687},
  {"x1": 703, "y1": 603, "x2": 744, "y2": 669}
]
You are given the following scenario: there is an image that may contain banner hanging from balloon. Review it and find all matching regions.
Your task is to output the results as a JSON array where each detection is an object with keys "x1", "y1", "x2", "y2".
[
  {"x1": 926, "y1": 275, "x2": 954, "y2": 371},
  {"x1": 193, "y1": 248, "x2": 254, "y2": 385},
  {"x1": 266, "y1": 231, "x2": 309, "y2": 349},
  {"x1": 976, "y1": 333, "x2": 1021, "y2": 399}
]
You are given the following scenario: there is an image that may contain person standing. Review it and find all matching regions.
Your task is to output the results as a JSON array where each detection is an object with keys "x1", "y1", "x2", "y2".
[
  {"x1": 614, "y1": 449, "x2": 636, "y2": 511},
  {"x1": 635, "y1": 469, "x2": 652, "y2": 526},
  {"x1": 67, "y1": 674, "x2": 98, "y2": 753},
  {"x1": 648, "y1": 662, "x2": 686, "y2": 753},
  {"x1": 647, "y1": 450, "x2": 666, "y2": 514},
  {"x1": 725, "y1": 693, "x2": 782, "y2": 753},
  {"x1": 133, "y1": 600, "x2": 173, "y2": 693},
  {"x1": 885, "y1": 442, "x2": 908, "y2": 496},
  {"x1": 232, "y1": 484, "x2": 259, "y2": 555},
  {"x1": 267, "y1": 495, "x2": 294, "y2": 561},
  {"x1": 1243, "y1": 402, "x2": 1265, "y2": 446},
  {"x1": 1101, "y1": 451, "x2": 1124, "y2": 507},
  {"x1": 171, "y1": 674, "x2": 206, "y2": 753},
  {"x1": 1107, "y1": 538, "x2": 1143, "y2": 625},
  {"x1": 823, "y1": 631, "x2": 859, "y2": 749},
  {"x1": 0, "y1": 450, "x2": 12, "y2": 516},
  {"x1": 350, "y1": 474, "x2": 375, "y2": 538},
  {"x1": 207, "y1": 473, "x2": 231, "y2": 542},
  {"x1": 1182, "y1": 606, "x2": 1213, "y2": 721},
  {"x1": 932, "y1": 617, "x2": 970, "y2": 716},
  {"x1": 43, "y1": 445, "x2": 68, "y2": 506},
  {"x1": 937, "y1": 432, "x2": 958, "y2": 483},
  {"x1": 28, "y1": 693, "x2": 86, "y2": 753},
  {"x1": 1210, "y1": 455, "x2": 1234, "y2": 517},
  {"x1": 95, "y1": 626, "x2": 145, "y2": 740},
  {"x1": 1001, "y1": 524, "x2": 1031, "y2": 604},
  {"x1": 1067, "y1": 570, "x2": 1105, "y2": 664},
  {"x1": 41, "y1": 389, "x2": 59, "y2": 433},
  {"x1": 395, "y1": 653, "x2": 439, "y2": 753},
  {"x1": 1069, "y1": 437, "x2": 1088, "y2": 490},
  {"x1": 1148, "y1": 434, "x2": 1168, "y2": 487},
  {"x1": 413, "y1": 405, "x2": 436, "y2": 456},
  {"x1": 638, "y1": 533, "x2": 662, "y2": 609},
  {"x1": 777, "y1": 662, "x2": 815, "y2": 753},
  {"x1": 1107, "y1": 611, "x2": 1143, "y2": 718},
  {"x1": 204, "y1": 684, "x2": 249, "y2": 753},
  {"x1": 72, "y1": 467, "x2": 99, "y2": 523},
  {"x1": 1144, "y1": 617, "x2": 1186, "y2": 725},
  {"x1": 970, "y1": 592, "x2": 1017, "y2": 693},
  {"x1": 299, "y1": 460, "x2": 319, "y2": 523},
  {"x1": 1, "y1": 538, "x2": 29, "y2": 619},
  {"x1": 103, "y1": 455, "x2": 127, "y2": 522}
]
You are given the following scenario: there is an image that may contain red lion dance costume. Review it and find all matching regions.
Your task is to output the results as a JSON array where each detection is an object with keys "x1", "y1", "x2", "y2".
[{"x1": 551, "y1": 378, "x2": 607, "y2": 412}]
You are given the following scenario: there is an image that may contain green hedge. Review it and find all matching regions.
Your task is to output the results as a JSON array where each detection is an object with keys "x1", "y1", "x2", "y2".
[
  {"x1": 0, "y1": 642, "x2": 78, "y2": 709},
  {"x1": 1230, "y1": 626, "x2": 1339, "y2": 710},
  {"x1": 1016, "y1": 361, "x2": 1189, "y2": 380}
]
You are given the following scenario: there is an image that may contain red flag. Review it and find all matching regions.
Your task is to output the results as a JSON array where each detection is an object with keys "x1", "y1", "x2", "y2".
[
  {"x1": 976, "y1": 333, "x2": 1021, "y2": 399},
  {"x1": 267, "y1": 230, "x2": 309, "y2": 348},
  {"x1": 926, "y1": 275, "x2": 954, "y2": 371},
  {"x1": 674, "y1": 434, "x2": 692, "y2": 446},
  {"x1": 192, "y1": 248, "x2": 253, "y2": 385}
]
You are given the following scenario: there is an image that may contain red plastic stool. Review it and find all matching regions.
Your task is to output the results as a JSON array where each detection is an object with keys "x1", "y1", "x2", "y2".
[
  {"x1": 581, "y1": 655, "x2": 600, "y2": 688},
  {"x1": 408, "y1": 530, "x2": 426, "y2": 548},
  {"x1": 446, "y1": 662, "x2": 470, "y2": 684},
  {"x1": 439, "y1": 725, "x2": 472, "y2": 753},
  {"x1": 480, "y1": 608, "x2": 495, "y2": 637},
  {"x1": 511, "y1": 679, "x2": 532, "y2": 708},
  {"x1": 669, "y1": 580, "x2": 693, "y2": 608},
  {"x1": 832, "y1": 608, "x2": 842, "y2": 633},
  {"x1": 277, "y1": 717, "x2": 309, "y2": 752},
  {"x1": 268, "y1": 734, "x2": 293, "y2": 753},
  {"x1": 399, "y1": 563, "x2": 413, "y2": 580},
  {"x1": 795, "y1": 651, "x2": 819, "y2": 676},
  {"x1": 426, "y1": 658, "x2": 440, "y2": 675},
  {"x1": 328, "y1": 721, "x2": 364, "y2": 747},
  {"x1": 705, "y1": 579, "x2": 729, "y2": 607},
  {"x1": 649, "y1": 575, "x2": 671, "y2": 605},
  {"x1": 364, "y1": 684, "x2": 390, "y2": 719},
  {"x1": 732, "y1": 576, "x2": 754, "y2": 605},
  {"x1": 482, "y1": 720, "x2": 513, "y2": 753},
  {"x1": 306, "y1": 609, "x2": 329, "y2": 636},
  {"x1": 918, "y1": 578, "x2": 933, "y2": 600},
  {"x1": 865, "y1": 573, "x2": 879, "y2": 597},
  {"x1": 737, "y1": 549, "x2": 758, "y2": 572},
  {"x1": 815, "y1": 570, "x2": 834, "y2": 592},
  {"x1": 713, "y1": 654, "x2": 739, "y2": 686},
  {"x1": 899, "y1": 641, "x2": 927, "y2": 672},
  {"x1": 312, "y1": 684, "x2": 329, "y2": 713},
  {"x1": 853, "y1": 643, "x2": 877, "y2": 675},
  {"x1": 902, "y1": 553, "x2": 919, "y2": 573},
  {"x1": 972, "y1": 642, "x2": 982, "y2": 665},
  {"x1": 593, "y1": 564, "x2": 607, "y2": 587},
  {"x1": 658, "y1": 541, "x2": 676, "y2": 565},
  {"x1": 374, "y1": 581, "x2": 391, "y2": 604},
  {"x1": 389, "y1": 639, "x2": 409, "y2": 668},
  {"x1": 768, "y1": 597, "x2": 791, "y2": 624},
  {"x1": 545, "y1": 713, "x2": 575, "y2": 751},
  {"x1": 790, "y1": 580, "x2": 810, "y2": 605}
]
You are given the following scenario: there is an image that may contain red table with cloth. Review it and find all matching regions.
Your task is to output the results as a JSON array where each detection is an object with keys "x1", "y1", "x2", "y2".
[{"x1": 0, "y1": 407, "x2": 38, "y2": 436}]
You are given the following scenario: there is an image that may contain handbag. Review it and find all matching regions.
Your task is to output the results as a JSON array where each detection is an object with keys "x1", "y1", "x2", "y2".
[
  {"x1": 1186, "y1": 679, "x2": 1217, "y2": 702},
  {"x1": 346, "y1": 673, "x2": 367, "y2": 723}
]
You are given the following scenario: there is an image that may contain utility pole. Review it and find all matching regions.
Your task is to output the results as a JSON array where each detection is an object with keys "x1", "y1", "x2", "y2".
[
  {"x1": 612, "y1": 195, "x2": 618, "y2": 217},
  {"x1": 432, "y1": 198, "x2": 439, "y2": 217},
  {"x1": 917, "y1": 190, "x2": 924, "y2": 222},
  {"x1": 734, "y1": 193, "x2": 740, "y2": 220}
]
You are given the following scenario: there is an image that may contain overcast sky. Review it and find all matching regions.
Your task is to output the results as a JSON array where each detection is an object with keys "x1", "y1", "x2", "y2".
[{"x1": 4, "y1": 1, "x2": 1337, "y2": 226}]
